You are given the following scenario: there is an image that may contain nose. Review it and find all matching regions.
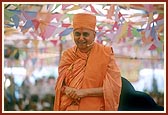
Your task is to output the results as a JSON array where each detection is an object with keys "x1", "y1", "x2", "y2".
[{"x1": 78, "y1": 35, "x2": 84, "y2": 40}]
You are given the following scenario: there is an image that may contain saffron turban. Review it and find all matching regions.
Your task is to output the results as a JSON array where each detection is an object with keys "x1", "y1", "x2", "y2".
[{"x1": 73, "y1": 13, "x2": 96, "y2": 31}]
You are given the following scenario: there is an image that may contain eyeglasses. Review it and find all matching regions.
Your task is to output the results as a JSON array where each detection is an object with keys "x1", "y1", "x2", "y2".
[{"x1": 74, "y1": 32, "x2": 90, "y2": 37}]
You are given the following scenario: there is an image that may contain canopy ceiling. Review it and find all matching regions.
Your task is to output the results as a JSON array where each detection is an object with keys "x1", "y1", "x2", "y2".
[{"x1": 3, "y1": 3, "x2": 165, "y2": 59}]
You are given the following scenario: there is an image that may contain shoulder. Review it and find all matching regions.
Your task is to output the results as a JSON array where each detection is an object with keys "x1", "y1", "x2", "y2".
[
  {"x1": 62, "y1": 46, "x2": 76, "y2": 55},
  {"x1": 95, "y1": 43, "x2": 113, "y2": 54},
  {"x1": 104, "y1": 45, "x2": 113, "y2": 54},
  {"x1": 61, "y1": 46, "x2": 77, "y2": 61}
]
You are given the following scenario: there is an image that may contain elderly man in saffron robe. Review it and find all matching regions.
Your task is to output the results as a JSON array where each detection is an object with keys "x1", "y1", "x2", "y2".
[{"x1": 53, "y1": 13, "x2": 122, "y2": 111}]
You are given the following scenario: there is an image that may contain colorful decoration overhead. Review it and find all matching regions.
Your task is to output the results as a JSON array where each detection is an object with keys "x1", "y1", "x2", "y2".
[{"x1": 4, "y1": 3, "x2": 164, "y2": 52}]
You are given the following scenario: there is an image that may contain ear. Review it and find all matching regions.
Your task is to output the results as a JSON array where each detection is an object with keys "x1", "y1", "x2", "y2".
[{"x1": 91, "y1": 30, "x2": 95, "y2": 36}]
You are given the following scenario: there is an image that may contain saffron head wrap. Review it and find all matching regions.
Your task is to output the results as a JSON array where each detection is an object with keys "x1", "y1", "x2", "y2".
[{"x1": 73, "y1": 13, "x2": 96, "y2": 31}]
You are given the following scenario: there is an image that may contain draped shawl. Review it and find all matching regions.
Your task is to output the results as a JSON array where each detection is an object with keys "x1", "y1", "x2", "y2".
[{"x1": 54, "y1": 43, "x2": 121, "y2": 111}]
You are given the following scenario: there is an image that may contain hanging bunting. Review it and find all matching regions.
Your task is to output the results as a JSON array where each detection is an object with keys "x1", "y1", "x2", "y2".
[
  {"x1": 96, "y1": 9, "x2": 105, "y2": 16},
  {"x1": 32, "y1": 40, "x2": 39, "y2": 48},
  {"x1": 107, "y1": 4, "x2": 114, "y2": 19},
  {"x1": 59, "y1": 28, "x2": 73, "y2": 36},
  {"x1": 156, "y1": 19, "x2": 164, "y2": 27},
  {"x1": 151, "y1": 24, "x2": 158, "y2": 40},
  {"x1": 66, "y1": 14, "x2": 73, "y2": 22},
  {"x1": 114, "y1": 5, "x2": 120, "y2": 22},
  {"x1": 11, "y1": 14, "x2": 20, "y2": 28},
  {"x1": 62, "y1": 4, "x2": 72, "y2": 10},
  {"x1": 63, "y1": 5, "x2": 81, "y2": 13},
  {"x1": 4, "y1": 9, "x2": 16, "y2": 21},
  {"x1": 51, "y1": 4, "x2": 61, "y2": 12},
  {"x1": 144, "y1": 4, "x2": 154, "y2": 13},
  {"x1": 154, "y1": 14, "x2": 164, "y2": 22},
  {"x1": 36, "y1": 12, "x2": 52, "y2": 24},
  {"x1": 148, "y1": 12, "x2": 153, "y2": 23},
  {"x1": 50, "y1": 40, "x2": 58, "y2": 46},
  {"x1": 62, "y1": 23, "x2": 71, "y2": 28},
  {"x1": 21, "y1": 10, "x2": 37, "y2": 20},
  {"x1": 112, "y1": 21, "x2": 119, "y2": 31},
  {"x1": 141, "y1": 31, "x2": 153, "y2": 44},
  {"x1": 118, "y1": 12, "x2": 123, "y2": 19},
  {"x1": 21, "y1": 20, "x2": 34, "y2": 32},
  {"x1": 145, "y1": 29, "x2": 151, "y2": 38},
  {"x1": 105, "y1": 32, "x2": 117, "y2": 42},
  {"x1": 137, "y1": 28, "x2": 144, "y2": 32},
  {"x1": 32, "y1": 19, "x2": 40, "y2": 30},
  {"x1": 148, "y1": 44, "x2": 157, "y2": 50},
  {"x1": 52, "y1": 27, "x2": 66, "y2": 37},
  {"x1": 40, "y1": 24, "x2": 57, "y2": 40},
  {"x1": 116, "y1": 22, "x2": 128, "y2": 39},
  {"x1": 132, "y1": 27, "x2": 141, "y2": 37},
  {"x1": 17, "y1": 11, "x2": 27, "y2": 22},
  {"x1": 3, "y1": 4, "x2": 164, "y2": 53},
  {"x1": 127, "y1": 25, "x2": 132, "y2": 37},
  {"x1": 4, "y1": 26, "x2": 19, "y2": 36},
  {"x1": 29, "y1": 31, "x2": 39, "y2": 40},
  {"x1": 51, "y1": 13, "x2": 63, "y2": 22}
]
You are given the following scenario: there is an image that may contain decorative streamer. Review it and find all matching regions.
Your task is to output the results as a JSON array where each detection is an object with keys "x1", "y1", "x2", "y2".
[
  {"x1": 107, "y1": 4, "x2": 114, "y2": 19},
  {"x1": 11, "y1": 14, "x2": 20, "y2": 28},
  {"x1": 50, "y1": 40, "x2": 58, "y2": 46},
  {"x1": 3, "y1": 4, "x2": 164, "y2": 52},
  {"x1": 59, "y1": 28, "x2": 73, "y2": 36},
  {"x1": 40, "y1": 24, "x2": 57, "y2": 39},
  {"x1": 90, "y1": 4, "x2": 98, "y2": 14}
]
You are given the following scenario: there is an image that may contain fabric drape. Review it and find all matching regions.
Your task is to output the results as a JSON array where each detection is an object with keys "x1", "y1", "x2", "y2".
[{"x1": 54, "y1": 43, "x2": 121, "y2": 111}]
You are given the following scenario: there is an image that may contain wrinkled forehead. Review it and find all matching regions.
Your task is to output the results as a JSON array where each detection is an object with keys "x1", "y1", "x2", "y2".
[{"x1": 73, "y1": 28, "x2": 94, "y2": 33}]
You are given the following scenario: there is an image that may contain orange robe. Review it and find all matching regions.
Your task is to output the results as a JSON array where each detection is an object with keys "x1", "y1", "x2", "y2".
[{"x1": 54, "y1": 43, "x2": 121, "y2": 111}]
